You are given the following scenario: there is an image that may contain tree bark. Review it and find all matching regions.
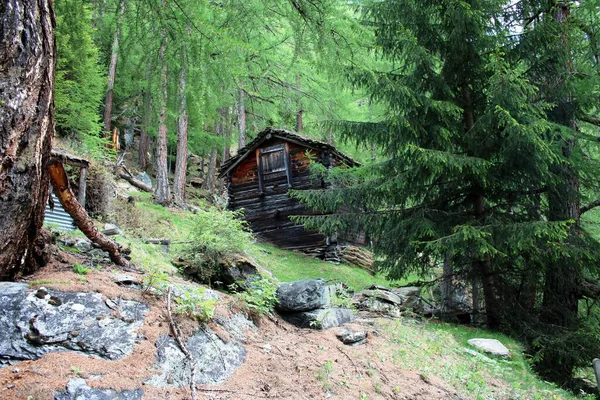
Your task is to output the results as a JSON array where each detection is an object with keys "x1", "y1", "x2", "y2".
[
  {"x1": 138, "y1": 64, "x2": 151, "y2": 171},
  {"x1": 173, "y1": 63, "x2": 188, "y2": 207},
  {"x1": 238, "y1": 88, "x2": 246, "y2": 149},
  {"x1": 154, "y1": 29, "x2": 170, "y2": 205},
  {"x1": 103, "y1": 0, "x2": 124, "y2": 134},
  {"x1": 115, "y1": 166, "x2": 152, "y2": 192},
  {"x1": 0, "y1": 0, "x2": 56, "y2": 278},
  {"x1": 296, "y1": 75, "x2": 303, "y2": 133},
  {"x1": 205, "y1": 119, "x2": 220, "y2": 193},
  {"x1": 48, "y1": 161, "x2": 128, "y2": 267},
  {"x1": 463, "y1": 84, "x2": 500, "y2": 328}
]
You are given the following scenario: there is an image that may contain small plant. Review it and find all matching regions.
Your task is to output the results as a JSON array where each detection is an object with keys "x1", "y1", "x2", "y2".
[
  {"x1": 72, "y1": 263, "x2": 90, "y2": 275},
  {"x1": 142, "y1": 264, "x2": 169, "y2": 294},
  {"x1": 316, "y1": 360, "x2": 334, "y2": 392},
  {"x1": 174, "y1": 286, "x2": 216, "y2": 322},
  {"x1": 235, "y1": 276, "x2": 278, "y2": 316},
  {"x1": 70, "y1": 366, "x2": 82, "y2": 377}
]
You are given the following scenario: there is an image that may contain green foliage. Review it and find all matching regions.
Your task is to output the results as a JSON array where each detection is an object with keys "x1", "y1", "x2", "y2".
[
  {"x1": 141, "y1": 264, "x2": 170, "y2": 295},
  {"x1": 72, "y1": 263, "x2": 90, "y2": 275},
  {"x1": 234, "y1": 276, "x2": 278, "y2": 316},
  {"x1": 54, "y1": 0, "x2": 106, "y2": 157},
  {"x1": 179, "y1": 208, "x2": 253, "y2": 282},
  {"x1": 174, "y1": 286, "x2": 216, "y2": 322}
]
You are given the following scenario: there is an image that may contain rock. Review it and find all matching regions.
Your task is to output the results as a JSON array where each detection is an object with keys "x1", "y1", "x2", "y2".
[
  {"x1": 280, "y1": 307, "x2": 354, "y2": 330},
  {"x1": 218, "y1": 256, "x2": 261, "y2": 288},
  {"x1": 467, "y1": 338, "x2": 510, "y2": 357},
  {"x1": 135, "y1": 172, "x2": 152, "y2": 189},
  {"x1": 336, "y1": 328, "x2": 367, "y2": 345},
  {"x1": 111, "y1": 273, "x2": 140, "y2": 287},
  {"x1": 74, "y1": 239, "x2": 92, "y2": 253},
  {"x1": 54, "y1": 378, "x2": 144, "y2": 400},
  {"x1": 393, "y1": 286, "x2": 420, "y2": 298},
  {"x1": 276, "y1": 279, "x2": 328, "y2": 312},
  {"x1": 147, "y1": 326, "x2": 246, "y2": 387},
  {"x1": 0, "y1": 283, "x2": 148, "y2": 365},
  {"x1": 362, "y1": 289, "x2": 403, "y2": 305},
  {"x1": 102, "y1": 223, "x2": 120, "y2": 236}
]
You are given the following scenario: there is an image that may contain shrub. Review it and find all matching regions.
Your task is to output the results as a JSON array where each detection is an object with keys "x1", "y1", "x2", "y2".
[
  {"x1": 179, "y1": 208, "x2": 254, "y2": 283},
  {"x1": 174, "y1": 286, "x2": 216, "y2": 322},
  {"x1": 234, "y1": 276, "x2": 278, "y2": 316},
  {"x1": 72, "y1": 263, "x2": 90, "y2": 275}
]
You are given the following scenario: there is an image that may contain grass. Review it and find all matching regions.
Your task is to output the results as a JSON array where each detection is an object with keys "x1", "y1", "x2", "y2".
[
  {"x1": 248, "y1": 243, "x2": 412, "y2": 292},
  {"x1": 377, "y1": 318, "x2": 593, "y2": 400}
]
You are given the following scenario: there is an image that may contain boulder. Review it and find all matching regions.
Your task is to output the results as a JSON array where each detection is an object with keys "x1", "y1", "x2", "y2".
[
  {"x1": 135, "y1": 172, "x2": 152, "y2": 189},
  {"x1": 147, "y1": 324, "x2": 247, "y2": 387},
  {"x1": 336, "y1": 328, "x2": 367, "y2": 345},
  {"x1": 54, "y1": 378, "x2": 144, "y2": 400},
  {"x1": 467, "y1": 338, "x2": 510, "y2": 357},
  {"x1": 74, "y1": 239, "x2": 92, "y2": 253},
  {"x1": 0, "y1": 283, "x2": 148, "y2": 365},
  {"x1": 218, "y1": 256, "x2": 262, "y2": 288},
  {"x1": 362, "y1": 289, "x2": 403, "y2": 305},
  {"x1": 280, "y1": 307, "x2": 354, "y2": 330},
  {"x1": 102, "y1": 223, "x2": 120, "y2": 236},
  {"x1": 276, "y1": 279, "x2": 328, "y2": 312}
]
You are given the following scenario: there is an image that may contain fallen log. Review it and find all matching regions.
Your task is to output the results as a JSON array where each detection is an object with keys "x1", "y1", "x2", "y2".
[
  {"x1": 47, "y1": 160, "x2": 129, "y2": 267},
  {"x1": 115, "y1": 166, "x2": 152, "y2": 192}
]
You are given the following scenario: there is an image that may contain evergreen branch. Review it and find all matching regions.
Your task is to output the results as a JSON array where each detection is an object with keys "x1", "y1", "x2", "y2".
[{"x1": 580, "y1": 198, "x2": 600, "y2": 216}]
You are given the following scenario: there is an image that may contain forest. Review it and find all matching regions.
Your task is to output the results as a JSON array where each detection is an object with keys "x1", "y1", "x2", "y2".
[{"x1": 1, "y1": 0, "x2": 600, "y2": 397}]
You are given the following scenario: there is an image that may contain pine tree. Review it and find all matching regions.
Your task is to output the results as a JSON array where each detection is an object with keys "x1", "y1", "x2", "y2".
[{"x1": 293, "y1": 0, "x2": 600, "y2": 384}]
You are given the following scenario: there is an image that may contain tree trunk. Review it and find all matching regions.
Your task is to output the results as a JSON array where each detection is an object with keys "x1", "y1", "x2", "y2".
[
  {"x1": 219, "y1": 107, "x2": 231, "y2": 194},
  {"x1": 173, "y1": 63, "x2": 188, "y2": 207},
  {"x1": 115, "y1": 166, "x2": 152, "y2": 192},
  {"x1": 138, "y1": 64, "x2": 151, "y2": 171},
  {"x1": 538, "y1": 2, "x2": 580, "y2": 383},
  {"x1": 238, "y1": 88, "x2": 246, "y2": 149},
  {"x1": 0, "y1": 0, "x2": 55, "y2": 279},
  {"x1": 463, "y1": 84, "x2": 500, "y2": 328},
  {"x1": 103, "y1": 0, "x2": 124, "y2": 134},
  {"x1": 205, "y1": 119, "x2": 220, "y2": 193},
  {"x1": 296, "y1": 76, "x2": 303, "y2": 133},
  {"x1": 154, "y1": 31, "x2": 170, "y2": 205},
  {"x1": 48, "y1": 161, "x2": 128, "y2": 267},
  {"x1": 440, "y1": 255, "x2": 455, "y2": 313}
]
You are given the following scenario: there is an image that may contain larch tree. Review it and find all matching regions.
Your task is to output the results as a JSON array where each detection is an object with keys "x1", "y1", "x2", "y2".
[{"x1": 0, "y1": 0, "x2": 56, "y2": 278}]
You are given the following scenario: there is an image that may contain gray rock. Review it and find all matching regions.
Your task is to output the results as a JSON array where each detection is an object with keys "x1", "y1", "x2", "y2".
[
  {"x1": 74, "y1": 239, "x2": 92, "y2": 253},
  {"x1": 147, "y1": 326, "x2": 246, "y2": 387},
  {"x1": 111, "y1": 273, "x2": 140, "y2": 287},
  {"x1": 336, "y1": 328, "x2": 367, "y2": 345},
  {"x1": 54, "y1": 378, "x2": 144, "y2": 400},
  {"x1": 362, "y1": 289, "x2": 403, "y2": 305},
  {"x1": 102, "y1": 223, "x2": 120, "y2": 236},
  {"x1": 0, "y1": 283, "x2": 148, "y2": 365},
  {"x1": 276, "y1": 279, "x2": 328, "y2": 312},
  {"x1": 135, "y1": 172, "x2": 152, "y2": 189},
  {"x1": 280, "y1": 307, "x2": 354, "y2": 330},
  {"x1": 213, "y1": 313, "x2": 255, "y2": 343},
  {"x1": 392, "y1": 286, "x2": 420, "y2": 298},
  {"x1": 467, "y1": 338, "x2": 510, "y2": 357}
]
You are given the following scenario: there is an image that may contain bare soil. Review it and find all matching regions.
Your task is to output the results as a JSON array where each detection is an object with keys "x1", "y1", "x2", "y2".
[{"x1": 0, "y1": 250, "x2": 462, "y2": 400}]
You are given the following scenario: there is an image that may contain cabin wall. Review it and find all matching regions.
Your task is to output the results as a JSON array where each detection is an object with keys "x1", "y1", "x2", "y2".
[{"x1": 228, "y1": 138, "x2": 336, "y2": 254}]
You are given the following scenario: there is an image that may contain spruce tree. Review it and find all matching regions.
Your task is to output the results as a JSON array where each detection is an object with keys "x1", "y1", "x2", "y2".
[{"x1": 293, "y1": 0, "x2": 600, "y2": 384}]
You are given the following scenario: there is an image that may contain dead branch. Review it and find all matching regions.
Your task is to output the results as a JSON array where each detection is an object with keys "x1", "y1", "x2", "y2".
[
  {"x1": 167, "y1": 286, "x2": 198, "y2": 400},
  {"x1": 47, "y1": 160, "x2": 129, "y2": 267},
  {"x1": 115, "y1": 166, "x2": 152, "y2": 192}
]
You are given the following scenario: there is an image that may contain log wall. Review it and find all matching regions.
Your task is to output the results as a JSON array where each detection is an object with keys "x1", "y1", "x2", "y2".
[{"x1": 228, "y1": 138, "x2": 334, "y2": 254}]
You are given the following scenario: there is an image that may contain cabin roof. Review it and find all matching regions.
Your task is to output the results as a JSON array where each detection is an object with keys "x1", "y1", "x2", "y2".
[
  {"x1": 50, "y1": 148, "x2": 90, "y2": 168},
  {"x1": 219, "y1": 127, "x2": 359, "y2": 177}
]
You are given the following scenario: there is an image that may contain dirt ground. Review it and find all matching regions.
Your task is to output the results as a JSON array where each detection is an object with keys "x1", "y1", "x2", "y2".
[{"x1": 0, "y1": 252, "x2": 462, "y2": 400}]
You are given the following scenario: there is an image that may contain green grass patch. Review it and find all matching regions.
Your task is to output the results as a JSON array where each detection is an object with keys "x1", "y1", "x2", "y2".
[
  {"x1": 248, "y1": 243, "x2": 411, "y2": 291},
  {"x1": 378, "y1": 318, "x2": 592, "y2": 400}
]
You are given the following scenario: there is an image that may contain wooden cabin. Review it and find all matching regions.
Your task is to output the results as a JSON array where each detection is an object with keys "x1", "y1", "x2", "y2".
[{"x1": 219, "y1": 127, "x2": 359, "y2": 257}]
